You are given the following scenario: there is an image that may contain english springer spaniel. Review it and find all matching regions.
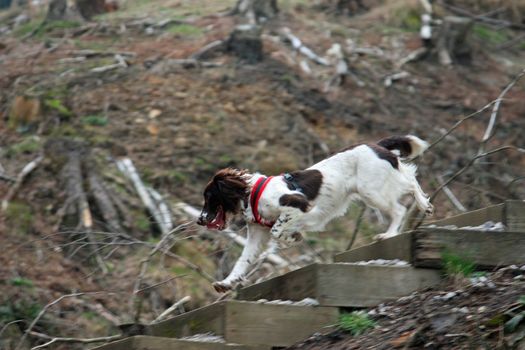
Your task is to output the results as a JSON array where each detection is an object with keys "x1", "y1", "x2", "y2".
[{"x1": 197, "y1": 135, "x2": 433, "y2": 292}]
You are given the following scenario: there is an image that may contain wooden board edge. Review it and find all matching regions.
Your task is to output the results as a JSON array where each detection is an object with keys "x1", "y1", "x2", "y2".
[{"x1": 334, "y1": 232, "x2": 412, "y2": 263}]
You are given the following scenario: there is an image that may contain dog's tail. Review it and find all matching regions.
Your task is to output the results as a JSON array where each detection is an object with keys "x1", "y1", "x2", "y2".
[{"x1": 377, "y1": 135, "x2": 429, "y2": 159}]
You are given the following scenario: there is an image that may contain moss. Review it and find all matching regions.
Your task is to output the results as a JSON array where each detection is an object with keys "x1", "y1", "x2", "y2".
[
  {"x1": 472, "y1": 24, "x2": 510, "y2": 45},
  {"x1": 5, "y1": 202, "x2": 33, "y2": 235},
  {"x1": 44, "y1": 98, "x2": 72, "y2": 117},
  {"x1": 134, "y1": 211, "x2": 151, "y2": 232},
  {"x1": 9, "y1": 277, "x2": 34, "y2": 288},
  {"x1": 82, "y1": 115, "x2": 108, "y2": 126},
  {"x1": 13, "y1": 20, "x2": 40, "y2": 37},
  {"x1": 5, "y1": 136, "x2": 41, "y2": 158}
]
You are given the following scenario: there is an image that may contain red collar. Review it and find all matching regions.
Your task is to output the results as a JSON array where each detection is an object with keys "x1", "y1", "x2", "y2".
[{"x1": 250, "y1": 176, "x2": 275, "y2": 227}]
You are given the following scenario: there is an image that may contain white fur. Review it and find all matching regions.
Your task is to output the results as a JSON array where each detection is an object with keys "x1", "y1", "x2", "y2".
[{"x1": 213, "y1": 139, "x2": 433, "y2": 291}]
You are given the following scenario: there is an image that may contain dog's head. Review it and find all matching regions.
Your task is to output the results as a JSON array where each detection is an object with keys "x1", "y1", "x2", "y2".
[{"x1": 197, "y1": 168, "x2": 250, "y2": 230}]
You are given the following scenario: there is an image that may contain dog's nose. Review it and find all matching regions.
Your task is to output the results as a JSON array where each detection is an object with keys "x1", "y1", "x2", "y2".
[{"x1": 196, "y1": 212, "x2": 207, "y2": 225}]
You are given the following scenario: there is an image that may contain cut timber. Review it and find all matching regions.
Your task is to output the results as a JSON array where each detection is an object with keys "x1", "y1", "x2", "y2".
[
  {"x1": 92, "y1": 335, "x2": 267, "y2": 350},
  {"x1": 506, "y1": 200, "x2": 525, "y2": 232},
  {"x1": 238, "y1": 263, "x2": 441, "y2": 307},
  {"x1": 334, "y1": 232, "x2": 412, "y2": 263},
  {"x1": 414, "y1": 228, "x2": 525, "y2": 269},
  {"x1": 146, "y1": 300, "x2": 338, "y2": 347}
]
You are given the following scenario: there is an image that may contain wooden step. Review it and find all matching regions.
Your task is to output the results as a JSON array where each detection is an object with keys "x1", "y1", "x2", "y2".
[
  {"x1": 145, "y1": 300, "x2": 338, "y2": 347},
  {"x1": 413, "y1": 227, "x2": 525, "y2": 268},
  {"x1": 238, "y1": 263, "x2": 441, "y2": 307},
  {"x1": 91, "y1": 335, "x2": 267, "y2": 350},
  {"x1": 334, "y1": 232, "x2": 412, "y2": 263}
]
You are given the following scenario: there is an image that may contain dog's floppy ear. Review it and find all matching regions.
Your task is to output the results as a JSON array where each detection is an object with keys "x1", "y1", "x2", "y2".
[{"x1": 212, "y1": 168, "x2": 250, "y2": 211}]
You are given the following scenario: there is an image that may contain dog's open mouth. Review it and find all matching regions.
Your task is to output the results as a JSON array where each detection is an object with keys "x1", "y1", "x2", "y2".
[{"x1": 206, "y1": 207, "x2": 226, "y2": 231}]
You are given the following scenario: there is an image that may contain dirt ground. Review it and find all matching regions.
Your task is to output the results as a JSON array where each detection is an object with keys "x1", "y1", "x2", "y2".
[{"x1": 1, "y1": 0, "x2": 525, "y2": 348}]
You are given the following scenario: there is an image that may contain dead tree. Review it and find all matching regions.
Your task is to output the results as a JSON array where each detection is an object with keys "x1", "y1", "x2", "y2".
[
  {"x1": 231, "y1": 0, "x2": 278, "y2": 24},
  {"x1": 226, "y1": 24, "x2": 264, "y2": 63}
]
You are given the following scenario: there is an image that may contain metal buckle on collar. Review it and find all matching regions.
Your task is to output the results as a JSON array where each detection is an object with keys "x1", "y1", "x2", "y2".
[{"x1": 283, "y1": 173, "x2": 303, "y2": 193}]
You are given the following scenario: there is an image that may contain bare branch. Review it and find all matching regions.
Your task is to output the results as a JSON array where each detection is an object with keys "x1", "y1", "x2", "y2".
[
  {"x1": 2, "y1": 155, "x2": 43, "y2": 211},
  {"x1": 151, "y1": 296, "x2": 191, "y2": 323}
]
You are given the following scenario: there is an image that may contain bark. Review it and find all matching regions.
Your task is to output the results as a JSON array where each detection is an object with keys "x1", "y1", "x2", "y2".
[
  {"x1": 226, "y1": 24, "x2": 263, "y2": 63},
  {"x1": 232, "y1": 0, "x2": 278, "y2": 24},
  {"x1": 435, "y1": 16, "x2": 473, "y2": 65}
]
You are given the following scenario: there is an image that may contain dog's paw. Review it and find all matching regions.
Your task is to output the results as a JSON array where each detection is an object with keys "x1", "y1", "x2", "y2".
[
  {"x1": 212, "y1": 281, "x2": 233, "y2": 293},
  {"x1": 425, "y1": 203, "x2": 434, "y2": 216}
]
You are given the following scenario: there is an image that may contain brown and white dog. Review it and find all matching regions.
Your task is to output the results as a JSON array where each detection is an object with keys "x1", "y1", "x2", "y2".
[{"x1": 197, "y1": 135, "x2": 433, "y2": 292}]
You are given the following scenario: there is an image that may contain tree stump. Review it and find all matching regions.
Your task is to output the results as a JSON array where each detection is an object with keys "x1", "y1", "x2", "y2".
[
  {"x1": 232, "y1": 0, "x2": 278, "y2": 24},
  {"x1": 435, "y1": 16, "x2": 473, "y2": 65},
  {"x1": 226, "y1": 24, "x2": 263, "y2": 63}
]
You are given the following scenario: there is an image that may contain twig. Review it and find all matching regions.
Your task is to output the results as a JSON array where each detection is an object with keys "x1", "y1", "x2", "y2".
[
  {"x1": 90, "y1": 54, "x2": 128, "y2": 73},
  {"x1": 479, "y1": 68, "x2": 525, "y2": 152},
  {"x1": 2, "y1": 155, "x2": 43, "y2": 212},
  {"x1": 29, "y1": 331, "x2": 123, "y2": 350},
  {"x1": 189, "y1": 40, "x2": 225, "y2": 60},
  {"x1": 16, "y1": 292, "x2": 115, "y2": 350},
  {"x1": 438, "y1": 1, "x2": 525, "y2": 30},
  {"x1": 436, "y1": 175, "x2": 467, "y2": 212},
  {"x1": 178, "y1": 203, "x2": 289, "y2": 267},
  {"x1": 151, "y1": 296, "x2": 191, "y2": 323},
  {"x1": 346, "y1": 203, "x2": 365, "y2": 250}
]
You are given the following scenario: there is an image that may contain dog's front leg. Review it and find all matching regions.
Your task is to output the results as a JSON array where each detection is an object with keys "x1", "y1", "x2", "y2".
[
  {"x1": 213, "y1": 225, "x2": 270, "y2": 293},
  {"x1": 270, "y1": 209, "x2": 304, "y2": 244}
]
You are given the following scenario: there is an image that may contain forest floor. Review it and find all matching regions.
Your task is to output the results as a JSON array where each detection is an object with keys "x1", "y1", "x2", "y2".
[{"x1": 1, "y1": 0, "x2": 525, "y2": 348}]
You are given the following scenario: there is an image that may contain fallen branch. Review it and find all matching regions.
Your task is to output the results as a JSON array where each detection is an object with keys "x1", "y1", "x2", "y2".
[
  {"x1": 190, "y1": 40, "x2": 225, "y2": 60},
  {"x1": 151, "y1": 296, "x2": 191, "y2": 323},
  {"x1": 117, "y1": 158, "x2": 172, "y2": 236},
  {"x1": 91, "y1": 54, "x2": 128, "y2": 73},
  {"x1": 280, "y1": 27, "x2": 330, "y2": 66},
  {"x1": 2, "y1": 155, "x2": 43, "y2": 212},
  {"x1": 29, "y1": 331, "x2": 123, "y2": 350}
]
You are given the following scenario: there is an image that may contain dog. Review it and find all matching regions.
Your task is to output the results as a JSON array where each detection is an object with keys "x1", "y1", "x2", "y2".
[{"x1": 197, "y1": 135, "x2": 433, "y2": 292}]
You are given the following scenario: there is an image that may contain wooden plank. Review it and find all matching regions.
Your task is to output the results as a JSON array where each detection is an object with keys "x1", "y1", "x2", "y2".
[
  {"x1": 147, "y1": 301, "x2": 225, "y2": 338},
  {"x1": 429, "y1": 203, "x2": 504, "y2": 227},
  {"x1": 334, "y1": 232, "x2": 412, "y2": 263},
  {"x1": 316, "y1": 264, "x2": 441, "y2": 307},
  {"x1": 237, "y1": 264, "x2": 318, "y2": 302},
  {"x1": 414, "y1": 228, "x2": 525, "y2": 268},
  {"x1": 92, "y1": 336, "x2": 269, "y2": 350},
  {"x1": 225, "y1": 301, "x2": 338, "y2": 347},
  {"x1": 505, "y1": 200, "x2": 525, "y2": 232},
  {"x1": 91, "y1": 337, "x2": 133, "y2": 350}
]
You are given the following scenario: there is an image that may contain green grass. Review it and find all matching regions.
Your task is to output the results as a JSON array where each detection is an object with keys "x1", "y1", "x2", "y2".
[
  {"x1": 5, "y1": 137, "x2": 41, "y2": 158},
  {"x1": 442, "y1": 250, "x2": 476, "y2": 278},
  {"x1": 167, "y1": 23, "x2": 203, "y2": 37},
  {"x1": 338, "y1": 311, "x2": 376, "y2": 336}
]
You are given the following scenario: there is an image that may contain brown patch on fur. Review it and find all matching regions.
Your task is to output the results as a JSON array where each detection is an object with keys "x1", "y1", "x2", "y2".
[
  {"x1": 368, "y1": 144, "x2": 399, "y2": 169},
  {"x1": 279, "y1": 194, "x2": 310, "y2": 212},
  {"x1": 285, "y1": 169, "x2": 323, "y2": 200},
  {"x1": 377, "y1": 136, "x2": 412, "y2": 158}
]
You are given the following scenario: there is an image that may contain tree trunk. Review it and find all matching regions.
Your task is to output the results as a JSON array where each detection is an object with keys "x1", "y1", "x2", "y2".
[
  {"x1": 46, "y1": 0, "x2": 106, "y2": 21},
  {"x1": 435, "y1": 16, "x2": 473, "y2": 65}
]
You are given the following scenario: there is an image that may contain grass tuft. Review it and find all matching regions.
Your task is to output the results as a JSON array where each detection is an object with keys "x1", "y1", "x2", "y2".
[
  {"x1": 442, "y1": 250, "x2": 476, "y2": 278},
  {"x1": 338, "y1": 311, "x2": 376, "y2": 336}
]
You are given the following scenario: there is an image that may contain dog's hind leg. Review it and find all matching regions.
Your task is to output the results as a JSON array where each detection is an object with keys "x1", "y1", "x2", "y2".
[
  {"x1": 375, "y1": 202, "x2": 406, "y2": 240},
  {"x1": 212, "y1": 225, "x2": 270, "y2": 293}
]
